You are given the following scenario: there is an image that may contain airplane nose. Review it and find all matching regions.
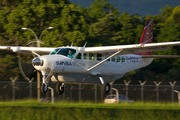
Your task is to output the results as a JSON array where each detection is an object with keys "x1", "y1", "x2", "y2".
[{"x1": 32, "y1": 57, "x2": 43, "y2": 66}]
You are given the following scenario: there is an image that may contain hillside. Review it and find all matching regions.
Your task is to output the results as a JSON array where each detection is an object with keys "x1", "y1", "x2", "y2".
[{"x1": 69, "y1": 0, "x2": 180, "y2": 16}]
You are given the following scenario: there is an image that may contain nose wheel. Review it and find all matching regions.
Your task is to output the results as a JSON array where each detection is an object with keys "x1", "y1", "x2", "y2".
[
  {"x1": 56, "y1": 82, "x2": 65, "y2": 95},
  {"x1": 41, "y1": 83, "x2": 48, "y2": 93},
  {"x1": 40, "y1": 73, "x2": 52, "y2": 94}
]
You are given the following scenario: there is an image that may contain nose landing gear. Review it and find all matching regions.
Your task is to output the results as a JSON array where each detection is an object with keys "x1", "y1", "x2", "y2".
[
  {"x1": 41, "y1": 83, "x2": 48, "y2": 93},
  {"x1": 41, "y1": 75, "x2": 49, "y2": 93},
  {"x1": 40, "y1": 74, "x2": 51, "y2": 94}
]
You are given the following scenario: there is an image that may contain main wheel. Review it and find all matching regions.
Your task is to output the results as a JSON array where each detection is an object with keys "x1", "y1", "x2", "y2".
[
  {"x1": 41, "y1": 83, "x2": 48, "y2": 94},
  {"x1": 101, "y1": 82, "x2": 110, "y2": 94},
  {"x1": 56, "y1": 82, "x2": 64, "y2": 95}
]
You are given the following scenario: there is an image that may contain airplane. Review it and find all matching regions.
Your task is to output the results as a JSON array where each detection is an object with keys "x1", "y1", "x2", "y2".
[{"x1": 1, "y1": 18, "x2": 180, "y2": 95}]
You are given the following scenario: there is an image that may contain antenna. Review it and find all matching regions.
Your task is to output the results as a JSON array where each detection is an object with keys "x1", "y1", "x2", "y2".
[
  {"x1": 83, "y1": 42, "x2": 87, "y2": 48},
  {"x1": 71, "y1": 42, "x2": 73, "y2": 47}
]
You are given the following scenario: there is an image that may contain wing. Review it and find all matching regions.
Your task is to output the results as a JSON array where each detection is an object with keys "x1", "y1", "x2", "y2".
[
  {"x1": 84, "y1": 41, "x2": 180, "y2": 56},
  {"x1": 0, "y1": 46, "x2": 56, "y2": 55}
]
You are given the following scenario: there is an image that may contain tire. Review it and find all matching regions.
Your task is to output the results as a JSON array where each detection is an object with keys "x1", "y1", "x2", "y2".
[
  {"x1": 56, "y1": 82, "x2": 64, "y2": 95},
  {"x1": 101, "y1": 82, "x2": 110, "y2": 94},
  {"x1": 41, "y1": 83, "x2": 48, "y2": 94}
]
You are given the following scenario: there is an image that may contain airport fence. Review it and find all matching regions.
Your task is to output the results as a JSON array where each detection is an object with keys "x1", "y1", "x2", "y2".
[{"x1": 0, "y1": 81, "x2": 180, "y2": 103}]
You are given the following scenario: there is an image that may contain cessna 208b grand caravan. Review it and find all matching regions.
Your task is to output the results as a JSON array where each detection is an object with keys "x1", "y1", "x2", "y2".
[{"x1": 1, "y1": 18, "x2": 180, "y2": 95}]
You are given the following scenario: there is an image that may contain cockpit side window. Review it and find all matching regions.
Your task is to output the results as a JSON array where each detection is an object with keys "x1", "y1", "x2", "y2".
[
  {"x1": 50, "y1": 48, "x2": 76, "y2": 58},
  {"x1": 67, "y1": 49, "x2": 76, "y2": 58}
]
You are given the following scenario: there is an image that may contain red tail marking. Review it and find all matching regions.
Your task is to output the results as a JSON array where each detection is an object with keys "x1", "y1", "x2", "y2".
[{"x1": 137, "y1": 18, "x2": 153, "y2": 55}]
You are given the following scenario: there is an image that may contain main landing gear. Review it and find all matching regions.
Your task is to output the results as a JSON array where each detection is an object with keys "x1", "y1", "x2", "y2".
[
  {"x1": 56, "y1": 82, "x2": 65, "y2": 95},
  {"x1": 101, "y1": 82, "x2": 110, "y2": 94},
  {"x1": 41, "y1": 74, "x2": 110, "y2": 95},
  {"x1": 41, "y1": 82, "x2": 65, "y2": 95},
  {"x1": 40, "y1": 73, "x2": 65, "y2": 95},
  {"x1": 98, "y1": 74, "x2": 110, "y2": 94}
]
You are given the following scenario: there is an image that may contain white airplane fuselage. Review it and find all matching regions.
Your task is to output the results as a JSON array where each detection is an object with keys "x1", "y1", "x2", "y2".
[
  {"x1": 3, "y1": 18, "x2": 179, "y2": 95},
  {"x1": 33, "y1": 49, "x2": 153, "y2": 84}
]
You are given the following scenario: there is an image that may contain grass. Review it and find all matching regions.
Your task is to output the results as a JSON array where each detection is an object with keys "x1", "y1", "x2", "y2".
[
  {"x1": 1, "y1": 100, "x2": 180, "y2": 120},
  {"x1": 0, "y1": 100, "x2": 180, "y2": 109}
]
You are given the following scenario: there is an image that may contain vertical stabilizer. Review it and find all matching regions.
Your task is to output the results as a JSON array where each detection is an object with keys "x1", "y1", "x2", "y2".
[{"x1": 137, "y1": 18, "x2": 153, "y2": 55}]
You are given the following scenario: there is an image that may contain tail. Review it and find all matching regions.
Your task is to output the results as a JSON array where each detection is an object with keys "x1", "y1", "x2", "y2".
[{"x1": 137, "y1": 18, "x2": 153, "y2": 55}]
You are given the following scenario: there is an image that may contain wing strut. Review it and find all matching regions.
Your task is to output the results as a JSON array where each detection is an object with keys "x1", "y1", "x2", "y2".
[
  {"x1": 86, "y1": 49, "x2": 123, "y2": 72},
  {"x1": 31, "y1": 51, "x2": 40, "y2": 57}
]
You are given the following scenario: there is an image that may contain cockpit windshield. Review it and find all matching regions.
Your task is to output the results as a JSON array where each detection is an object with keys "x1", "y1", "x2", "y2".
[
  {"x1": 49, "y1": 48, "x2": 77, "y2": 58},
  {"x1": 49, "y1": 48, "x2": 61, "y2": 55}
]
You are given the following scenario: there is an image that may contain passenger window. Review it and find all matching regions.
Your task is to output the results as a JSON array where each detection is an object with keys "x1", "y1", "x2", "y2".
[
  {"x1": 76, "y1": 53, "x2": 82, "y2": 59},
  {"x1": 83, "y1": 53, "x2": 87, "y2": 59},
  {"x1": 105, "y1": 56, "x2": 110, "y2": 61},
  {"x1": 112, "y1": 56, "x2": 115, "y2": 62},
  {"x1": 116, "y1": 56, "x2": 120, "y2": 62},
  {"x1": 89, "y1": 53, "x2": 94, "y2": 60},
  {"x1": 121, "y1": 56, "x2": 125, "y2": 62},
  {"x1": 97, "y1": 54, "x2": 102, "y2": 60}
]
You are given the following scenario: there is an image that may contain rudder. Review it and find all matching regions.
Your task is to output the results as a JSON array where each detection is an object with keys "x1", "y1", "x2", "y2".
[{"x1": 138, "y1": 18, "x2": 153, "y2": 55}]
